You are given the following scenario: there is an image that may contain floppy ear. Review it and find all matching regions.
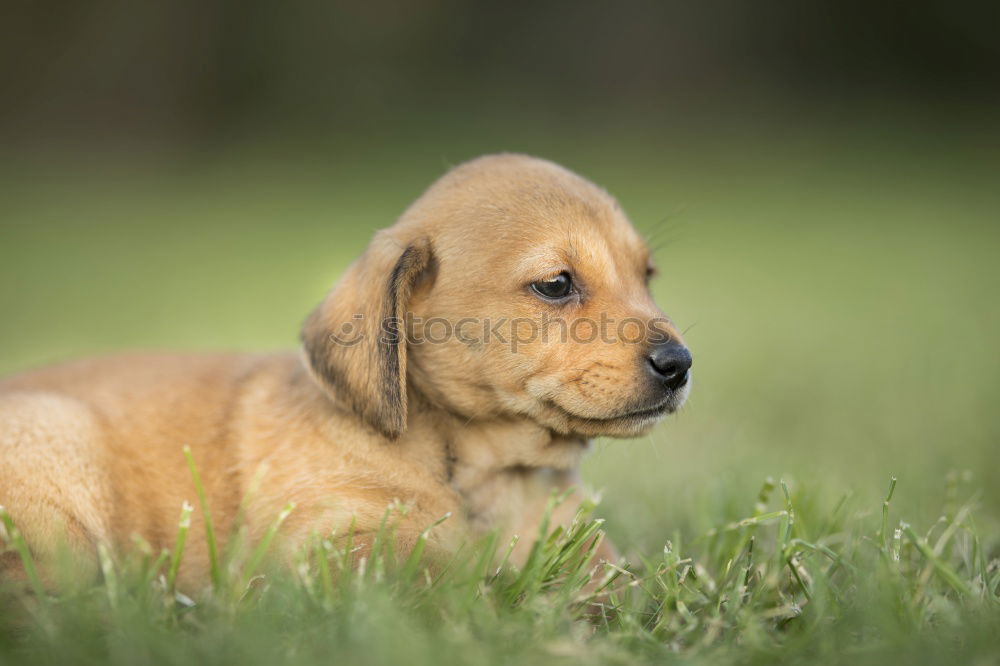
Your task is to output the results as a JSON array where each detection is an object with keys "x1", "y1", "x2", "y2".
[{"x1": 302, "y1": 233, "x2": 433, "y2": 439}]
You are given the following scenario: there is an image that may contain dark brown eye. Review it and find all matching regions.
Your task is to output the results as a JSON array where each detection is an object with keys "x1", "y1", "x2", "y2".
[{"x1": 531, "y1": 272, "x2": 573, "y2": 299}]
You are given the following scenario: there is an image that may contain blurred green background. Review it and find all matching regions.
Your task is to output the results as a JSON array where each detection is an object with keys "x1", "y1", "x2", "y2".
[{"x1": 2, "y1": 1, "x2": 998, "y2": 550}]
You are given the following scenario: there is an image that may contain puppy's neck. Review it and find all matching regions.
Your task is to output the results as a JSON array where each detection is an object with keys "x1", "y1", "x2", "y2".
[
  {"x1": 448, "y1": 418, "x2": 587, "y2": 474},
  {"x1": 426, "y1": 413, "x2": 590, "y2": 535}
]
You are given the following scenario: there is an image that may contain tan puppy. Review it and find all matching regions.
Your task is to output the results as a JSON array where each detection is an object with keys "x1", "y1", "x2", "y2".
[{"x1": 0, "y1": 154, "x2": 691, "y2": 588}]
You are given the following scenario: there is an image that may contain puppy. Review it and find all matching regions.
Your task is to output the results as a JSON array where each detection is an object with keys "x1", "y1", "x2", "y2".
[{"x1": 0, "y1": 154, "x2": 691, "y2": 588}]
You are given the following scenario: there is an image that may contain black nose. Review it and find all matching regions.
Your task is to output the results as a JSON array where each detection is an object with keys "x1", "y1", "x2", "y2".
[{"x1": 648, "y1": 343, "x2": 692, "y2": 390}]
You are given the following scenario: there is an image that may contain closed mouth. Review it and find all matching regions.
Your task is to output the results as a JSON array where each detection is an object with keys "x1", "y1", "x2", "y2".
[
  {"x1": 549, "y1": 399, "x2": 672, "y2": 425},
  {"x1": 603, "y1": 401, "x2": 672, "y2": 422}
]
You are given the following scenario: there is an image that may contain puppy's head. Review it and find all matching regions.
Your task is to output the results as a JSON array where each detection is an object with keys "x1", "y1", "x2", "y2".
[{"x1": 303, "y1": 154, "x2": 691, "y2": 439}]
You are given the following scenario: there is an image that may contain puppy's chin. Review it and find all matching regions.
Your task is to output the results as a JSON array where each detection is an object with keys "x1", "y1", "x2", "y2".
[
  {"x1": 563, "y1": 411, "x2": 666, "y2": 438},
  {"x1": 539, "y1": 382, "x2": 690, "y2": 439}
]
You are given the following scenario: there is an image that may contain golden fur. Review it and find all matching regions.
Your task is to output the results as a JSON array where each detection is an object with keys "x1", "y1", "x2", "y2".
[{"x1": 0, "y1": 154, "x2": 689, "y2": 588}]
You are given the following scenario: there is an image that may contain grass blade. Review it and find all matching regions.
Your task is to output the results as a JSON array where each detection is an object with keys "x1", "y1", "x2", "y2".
[
  {"x1": 184, "y1": 445, "x2": 222, "y2": 589},
  {"x1": 0, "y1": 505, "x2": 46, "y2": 599},
  {"x1": 167, "y1": 501, "x2": 194, "y2": 593},
  {"x1": 240, "y1": 502, "x2": 295, "y2": 591}
]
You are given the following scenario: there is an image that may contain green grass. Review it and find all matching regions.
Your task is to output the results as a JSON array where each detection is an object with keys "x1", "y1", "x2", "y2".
[
  {"x1": 1, "y1": 115, "x2": 999, "y2": 663},
  {"x1": 2, "y1": 467, "x2": 997, "y2": 665}
]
